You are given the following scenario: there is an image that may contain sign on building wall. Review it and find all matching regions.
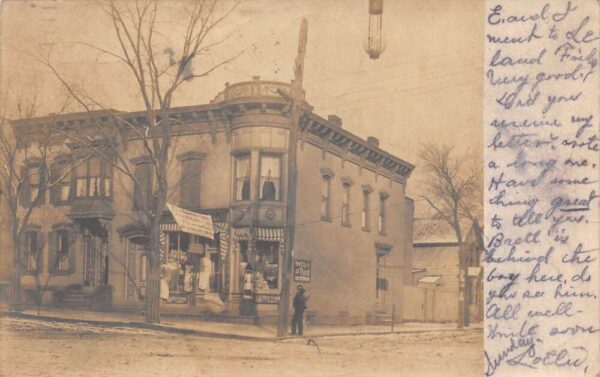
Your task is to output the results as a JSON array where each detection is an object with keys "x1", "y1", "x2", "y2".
[
  {"x1": 255, "y1": 293, "x2": 280, "y2": 304},
  {"x1": 167, "y1": 203, "x2": 214, "y2": 240},
  {"x1": 294, "y1": 259, "x2": 311, "y2": 282}
]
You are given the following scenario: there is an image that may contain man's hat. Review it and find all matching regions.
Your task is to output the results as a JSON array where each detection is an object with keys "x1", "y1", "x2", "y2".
[{"x1": 296, "y1": 284, "x2": 304, "y2": 291}]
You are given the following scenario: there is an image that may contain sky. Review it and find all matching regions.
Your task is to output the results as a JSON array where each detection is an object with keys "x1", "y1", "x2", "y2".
[{"x1": 0, "y1": 0, "x2": 484, "y2": 216}]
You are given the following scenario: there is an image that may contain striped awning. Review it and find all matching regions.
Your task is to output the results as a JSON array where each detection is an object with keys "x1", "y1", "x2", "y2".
[
  {"x1": 161, "y1": 221, "x2": 227, "y2": 235},
  {"x1": 234, "y1": 227, "x2": 284, "y2": 241}
]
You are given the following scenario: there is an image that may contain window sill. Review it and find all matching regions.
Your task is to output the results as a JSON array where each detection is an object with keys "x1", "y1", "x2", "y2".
[
  {"x1": 342, "y1": 222, "x2": 352, "y2": 228},
  {"x1": 321, "y1": 216, "x2": 332, "y2": 222}
]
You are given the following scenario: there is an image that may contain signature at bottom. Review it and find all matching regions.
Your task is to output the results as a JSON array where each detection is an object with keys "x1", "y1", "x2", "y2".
[{"x1": 485, "y1": 337, "x2": 588, "y2": 376}]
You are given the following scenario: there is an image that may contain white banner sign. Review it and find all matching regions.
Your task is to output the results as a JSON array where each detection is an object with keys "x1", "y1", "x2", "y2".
[{"x1": 166, "y1": 203, "x2": 214, "y2": 240}]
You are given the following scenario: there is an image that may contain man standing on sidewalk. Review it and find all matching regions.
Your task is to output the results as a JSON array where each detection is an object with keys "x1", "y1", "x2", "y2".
[{"x1": 291, "y1": 285, "x2": 308, "y2": 336}]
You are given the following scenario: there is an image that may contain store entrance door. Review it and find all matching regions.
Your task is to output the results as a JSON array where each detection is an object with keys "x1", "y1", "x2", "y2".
[{"x1": 376, "y1": 253, "x2": 387, "y2": 313}]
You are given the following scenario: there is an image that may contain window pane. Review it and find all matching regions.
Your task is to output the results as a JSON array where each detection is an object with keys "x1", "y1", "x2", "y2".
[
  {"x1": 321, "y1": 177, "x2": 329, "y2": 197},
  {"x1": 90, "y1": 177, "x2": 100, "y2": 196},
  {"x1": 104, "y1": 177, "x2": 111, "y2": 197},
  {"x1": 256, "y1": 241, "x2": 279, "y2": 289},
  {"x1": 236, "y1": 157, "x2": 249, "y2": 179},
  {"x1": 260, "y1": 156, "x2": 280, "y2": 179},
  {"x1": 76, "y1": 177, "x2": 87, "y2": 197},
  {"x1": 235, "y1": 156, "x2": 250, "y2": 201},
  {"x1": 321, "y1": 198, "x2": 328, "y2": 217}
]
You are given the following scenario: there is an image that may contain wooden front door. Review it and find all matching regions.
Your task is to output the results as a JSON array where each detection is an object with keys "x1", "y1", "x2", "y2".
[{"x1": 83, "y1": 233, "x2": 107, "y2": 287}]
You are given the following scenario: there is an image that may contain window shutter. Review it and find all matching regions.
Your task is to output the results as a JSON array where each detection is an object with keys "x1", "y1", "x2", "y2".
[
  {"x1": 49, "y1": 168, "x2": 58, "y2": 204},
  {"x1": 19, "y1": 166, "x2": 30, "y2": 207},
  {"x1": 36, "y1": 231, "x2": 45, "y2": 274},
  {"x1": 19, "y1": 231, "x2": 27, "y2": 269},
  {"x1": 180, "y1": 159, "x2": 201, "y2": 207},
  {"x1": 48, "y1": 231, "x2": 56, "y2": 273},
  {"x1": 36, "y1": 165, "x2": 46, "y2": 206},
  {"x1": 68, "y1": 229, "x2": 76, "y2": 274}
]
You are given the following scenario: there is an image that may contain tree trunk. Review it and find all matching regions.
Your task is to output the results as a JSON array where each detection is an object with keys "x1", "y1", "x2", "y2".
[
  {"x1": 9, "y1": 235, "x2": 22, "y2": 312},
  {"x1": 145, "y1": 221, "x2": 161, "y2": 323},
  {"x1": 10, "y1": 269, "x2": 22, "y2": 312}
]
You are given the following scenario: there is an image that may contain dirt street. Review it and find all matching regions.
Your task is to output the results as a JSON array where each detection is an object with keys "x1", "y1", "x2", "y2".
[{"x1": 0, "y1": 317, "x2": 482, "y2": 377}]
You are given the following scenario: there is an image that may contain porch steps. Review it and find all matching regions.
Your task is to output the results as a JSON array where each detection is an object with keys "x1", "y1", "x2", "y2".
[{"x1": 54, "y1": 285, "x2": 113, "y2": 310}]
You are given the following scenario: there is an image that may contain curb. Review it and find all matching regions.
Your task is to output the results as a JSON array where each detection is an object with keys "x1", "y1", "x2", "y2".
[
  {"x1": 0, "y1": 311, "x2": 482, "y2": 342},
  {"x1": 0, "y1": 311, "x2": 278, "y2": 342}
]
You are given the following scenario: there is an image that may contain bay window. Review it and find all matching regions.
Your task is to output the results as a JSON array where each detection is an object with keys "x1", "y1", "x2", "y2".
[{"x1": 74, "y1": 157, "x2": 112, "y2": 198}]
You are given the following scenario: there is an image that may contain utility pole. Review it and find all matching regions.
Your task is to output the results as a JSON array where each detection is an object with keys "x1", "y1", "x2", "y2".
[{"x1": 277, "y1": 18, "x2": 308, "y2": 338}]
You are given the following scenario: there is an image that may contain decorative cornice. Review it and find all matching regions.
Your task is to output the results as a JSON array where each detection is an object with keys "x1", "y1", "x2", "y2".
[{"x1": 11, "y1": 79, "x2": 414, "y2": 183}]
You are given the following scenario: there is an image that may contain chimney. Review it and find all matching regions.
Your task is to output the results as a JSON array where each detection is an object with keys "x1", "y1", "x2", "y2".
[
  {"x1": 367, "y1": 136, "x2": 380, "y2": 147},
  {"x1": 328, "y1": 115, "x2": 342, "y2": 128}
]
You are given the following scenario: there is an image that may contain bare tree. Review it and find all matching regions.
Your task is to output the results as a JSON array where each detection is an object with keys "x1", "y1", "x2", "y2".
[
  {"x1": 0, "y1": 90, "x2": 78, "y2": 312},
  {"x1": 417, "y1": 142, "x2": 482, "y2": 328},
  {"x1": 38, "y1": 0, "x2": 242, "y2": 323},
  {"x1": 417, "y1": 142, "x2": 482, "y2": 245}
]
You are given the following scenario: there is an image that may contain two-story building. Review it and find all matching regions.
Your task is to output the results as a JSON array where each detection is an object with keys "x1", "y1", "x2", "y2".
[{"x1": 6, "y1": 77, "x2": 414, "y2": 325}]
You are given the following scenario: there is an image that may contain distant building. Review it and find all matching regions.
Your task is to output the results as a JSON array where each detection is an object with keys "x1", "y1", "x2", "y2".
[
  {"x1": 4, "y1": 78, "x2": 415, "y2": 325},
  {"x1": 404, "y1": 218, "x2": 483, "y2": 323},
  {"x1": 0, "y1": 189, "x2": 13, "y2": 299}
]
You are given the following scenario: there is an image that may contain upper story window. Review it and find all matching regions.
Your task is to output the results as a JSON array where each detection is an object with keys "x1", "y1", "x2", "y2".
[
  {"x1": 235, "y1": 155, "x2": 250, "y2": 201},
  {"x1": 178, "y1": 153, "x2": 203, "y2": 208},
  {"x1": 321, "y1": 176, "x2": 331, "y2": 219},
  {"x1": 320, "y1": 168, "x2": 334, "y2": 221},
  {"x1": 74, "y1": 157, "x2": 112, "y2": 198},
  {"x1": 260, "y1": 155, "x2": 281, "y2": 201},
  {"x1": 362, "y1": 185, "x2": 372, "y2": 231},
  {"x1": 20, "y1": 161, "x2": 45, "y2": 207},
  {"x1": 133, "y1": 160, "x2": 153, "y2": 210},
  {"x1": 50, "y1": 159, "x2": 71, "y2": 205},
  {"x1": 341, "y1": 177, "x2": 353, "y2": 227},
  {"x1": 379, "y1": 192, "x2": 389, "y2": 235}
]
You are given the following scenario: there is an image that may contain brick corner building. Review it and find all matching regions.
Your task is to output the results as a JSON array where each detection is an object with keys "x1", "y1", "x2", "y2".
[{"x1": 3, "y1": 78, "x2": 414, "y2": 325}]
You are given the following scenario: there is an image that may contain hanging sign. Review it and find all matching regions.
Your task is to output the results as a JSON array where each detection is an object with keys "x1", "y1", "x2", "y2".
[{"x1": 166, "y1": 203, "x2": 214, "y2": 240}]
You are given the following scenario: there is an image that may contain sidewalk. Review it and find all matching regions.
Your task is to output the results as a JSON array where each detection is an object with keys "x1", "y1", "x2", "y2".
[{"x1": 0, "y1": 307, "x2": 482, "y2": 341}]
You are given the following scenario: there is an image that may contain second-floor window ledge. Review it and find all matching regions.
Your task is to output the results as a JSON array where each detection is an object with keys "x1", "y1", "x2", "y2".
[
  {"x1": 340, "y1": 176, "x2": 354, "y2": 187},
  {"x1": 176, "y1": 151, "x2": 206, "y2": 161},
  {"x1": 320, "y1": 168, "x2": 335, "y2": 179}
]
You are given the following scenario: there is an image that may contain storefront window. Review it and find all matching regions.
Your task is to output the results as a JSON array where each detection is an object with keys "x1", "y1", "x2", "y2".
[{"x1": 240, "y1": 240, "x2": 279, "y2": 291}]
